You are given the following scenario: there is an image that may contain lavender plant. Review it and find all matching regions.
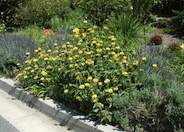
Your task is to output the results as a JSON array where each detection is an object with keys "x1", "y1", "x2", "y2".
[{"x1": 0, "y1": 33, "x2": 38, "y2": 77}]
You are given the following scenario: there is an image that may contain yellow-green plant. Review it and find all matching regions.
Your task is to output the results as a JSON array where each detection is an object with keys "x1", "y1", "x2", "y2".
[{"x1": 16, "y1": 22, "x2": 148, "y2": 122}]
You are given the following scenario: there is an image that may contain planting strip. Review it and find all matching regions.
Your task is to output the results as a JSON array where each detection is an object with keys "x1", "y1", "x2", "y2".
[{"x1": 0, "y1": 77, "x2": 121, "y2": 132}]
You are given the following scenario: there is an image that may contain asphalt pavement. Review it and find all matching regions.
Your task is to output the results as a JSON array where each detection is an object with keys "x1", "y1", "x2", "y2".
[{"x1": 0, "y1": 115, "x2": 19, "y2": 132}]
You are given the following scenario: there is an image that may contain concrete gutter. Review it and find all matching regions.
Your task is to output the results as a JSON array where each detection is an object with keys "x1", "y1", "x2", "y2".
[{"x1": 0, "y1": 77, "x2": 121, "y2": 132}]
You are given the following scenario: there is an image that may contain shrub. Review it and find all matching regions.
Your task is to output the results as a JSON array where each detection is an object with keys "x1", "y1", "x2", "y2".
[
  {"x1": 131, "y1": 0, "x2": 163, "y2": 21},
  {"x1": 16, "y1": 26, "x2": 45, "y2": 44},
  {"x1": 50, "y1": 11, "x2": 88, "y2": 32},
  {"x1": 168, "y1": 42, "x2": 181, "y2": 51},
  {"x1": 16, "y1": 22, "x2": 147, "y2": 123},
  {"x1": 0, "y1": 0, "x2": 26, "y2": 29},
  {"x1": 76, "y1": 0, "x2": 131, "y2": 26},
  {"x1": 111, "y1": 45, "x2": 184, "y2": 131},
  {"x1": 168, "y1": 10, "x2": 184, "y2": 38},
  {"x1": 0, "y1": 33, "x2": 37, "y2": 77},
  {"x1": 149, "y1": 34, "x2": 163, "y2": 45},
  {"x1": 15, "y1": 0, "x2": 72, "y2": 27}
]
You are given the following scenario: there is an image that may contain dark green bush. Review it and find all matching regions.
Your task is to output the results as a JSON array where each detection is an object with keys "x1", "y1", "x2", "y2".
[
  {"x1": 76, "y1": 0, "x2": 131, "y2": 26},
  {"x1": 0, "y1": 0, "x2": 27, "y2": 29},
  {"x1": 131, "y1": 0, "x2": 163, "y2": 21},
  {"x1": 167, "y1": 10, "x2": 184, "y2": 37},
  {"x1": 15, "y1": 0, "x2": 72, "y2": 27}
]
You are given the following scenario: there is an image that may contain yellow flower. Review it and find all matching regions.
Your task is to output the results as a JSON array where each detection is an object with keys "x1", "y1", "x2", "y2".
[
  {"x1": 96, "y1": 49, "x2": 102, "y2": 53},
  {"x1": 85, "y1": 83, "x2": 91, "y2": 87},
  {"x1": 76, "y1": 96, "x2": 82, "y2": 101},
  {"x1": 122, "y1": 71, "x2": 128, "y2": 76},
  {"x1": 142, "y1": 57, "x2": 146, "y2": 61},
  {"x1": 104, "y1": 79, "x2": 110, "y2": 84},
  {"x1": 41, "y1": 71, "x2": 47, "y2": 76},
  {"x1": 85, "y1": 59, "x2": 94, "y2": 65},
  {"x1": 83, "y1": 20, "x2": 88, "y2": 24},
  {"x1": 33, "y1": 58, "x2": 38, "y2": 62},
  {"x1": 78, "y1": 50, "x2": 83, "y2": 54},
  {"x1": 122, "y1": 59, "x2": 127, "y2": 64},
  {"x1": 90, "y1": 30, "x2": 95, "y2": 34},
  {"x1": 113, "y1": 87, "x2": 118, "y2": 91},
  {"x1": 133, "y1": 60, "x2": 139, "y2": 66},
  {"x1": 82, "y1": 33, "x2": 86, "y2": 37},
  {"x1": 38, "y1": 47, "x2": 41, "y2": 51},
  {"x1": 115, "y1": 46, "x2": 120, "y2": 50},
  {"x1": 92, "y1": 94, "x2": 97, "y2": 99},
  {"x1": 26, "y1": 52, "x2": 30, "y2": 56},
  {"x1": 44, "y1": 57, "x2": 49, "y2": 61},
  {"x1": 69, "y1": 64, "x2": 74, "y2": 68},
  {"x1": 103, "y1": 26, "x2": 108, "y2": 30},
  {"x1": 24, "y1": 75, "x2": 28, "y2": 79},
  {"x1": 68, "y1": 57, "x2": 73, "y2": 61},
  {"x1": 54, "y1": 43, "x2": 58, "y2": 46},
  {"x1": 58, "y1": 68, "x2": 61, "y2": 71},
  {"x1": 47, "y1": 49, "x2": 51, "y2": 53},
  {"x1": 79, "y1": 84, "x2": 85, "y2": 89},
  {"x1": 93, "y1": 25, "x2": 97, "y2": 29},
  {"x1": 152, "y1": 64, "x2": 157, "y2": 68},
  {"x1": 93, "y1": 78, "x2": 99, "y2": 83},
  {"x1": 85, "y1": 52, "x2": 91, "y2": 55},
  {"x1": 34, "y1": 50, "x2": 38, "y2": 53},
  {"x1": 106, "y1": 88, "x2": 113, "y2": 94},
  {"x1": 180, "y1": 44, "x2": 184, "y2": 49},
  {"x1": 132, "y1": 51, "x2": 136, "y2": 55},
  {"x1": 46, "y1": 65, "x2": 52, "y2": 69},
  {"x1": 113, "y1": 54, "x2": 119, "y2": 60},
  {"x1": 34, "y1": 76, "x2": 38, "y2": 80},
  {"x1": 119, "y1": 51, "x2": 125, "y2": 55},
  {"x1": 64, "y1": 89, "x2": 69, "y2": 94},
  {"x1": 111, "y1": 42, "x2": 116, "y2": 46},
  {"x1": 40, "y1": 77, "x2": 44, "y2": 81},
  {"x1": 87, "y1": 28, "x2": 92, "y2": 31},
  {"x1": 73, "y1": 28, "x2": 80, "y2": 35},
  {"x1": 34, "y1": 65, "x2": 38, "y2": 68},
  {"x1": 98, "y1": 82, "x2": 103, "y2": 86},
  {"x1": 30, "y1": 70, "x2": 34, "y2": 73},
  {"x1": 111, "y1": 37, "x2": 116, "y2": 41},
  {"x1": 87, "y1": 76, "x2": 93, "y2": 81},
  {"x1": 106, "y1": 47, "x2": 110, "y2": 51}
]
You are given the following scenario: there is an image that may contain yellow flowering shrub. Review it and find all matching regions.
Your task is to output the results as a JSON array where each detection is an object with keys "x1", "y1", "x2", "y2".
[{"x1": 16, "y1": 23, "x2": 147, "y2": 123}]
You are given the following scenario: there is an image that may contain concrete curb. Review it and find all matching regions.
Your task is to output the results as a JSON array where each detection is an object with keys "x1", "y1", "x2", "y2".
[{"x1": 0, "y1": 77, "x2": 121, "y2": 132}]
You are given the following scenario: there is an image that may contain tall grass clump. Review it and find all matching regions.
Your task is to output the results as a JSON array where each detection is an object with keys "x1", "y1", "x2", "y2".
[{"x1": 107, "y1": 13, "x2": 142, "y2": 50}]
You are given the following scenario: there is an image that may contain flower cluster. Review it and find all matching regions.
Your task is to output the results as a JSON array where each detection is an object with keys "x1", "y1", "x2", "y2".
[{"x1": 16, "y1": 22, "x2": 150, "y2": 122}]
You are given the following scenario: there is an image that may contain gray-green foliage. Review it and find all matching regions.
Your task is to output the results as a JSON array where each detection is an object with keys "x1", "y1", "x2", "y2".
[
  {"x1": 0, "y1": 33, "x2": 37, "y2": 77},
  {"x1": 111, "y1": 45, "x2": 184, "y2": 131}
]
